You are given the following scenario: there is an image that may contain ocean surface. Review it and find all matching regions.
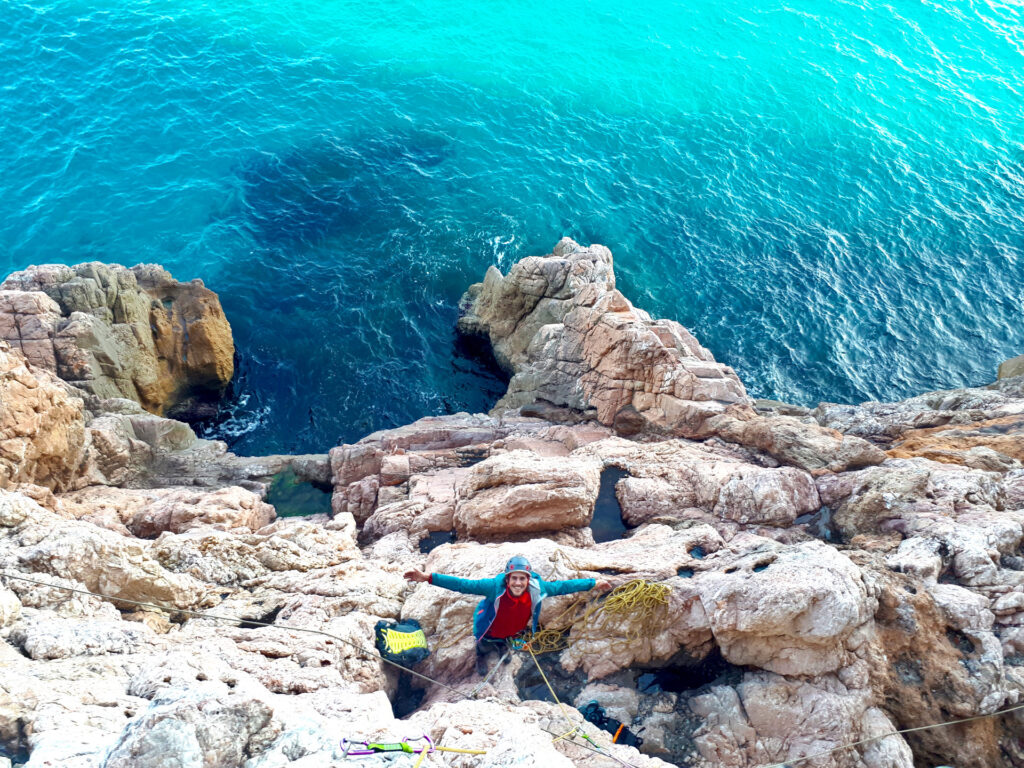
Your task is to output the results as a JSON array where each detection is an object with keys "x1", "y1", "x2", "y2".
[{"x1": 2, "y1": 0, "x2": 1023, "y2": 455}]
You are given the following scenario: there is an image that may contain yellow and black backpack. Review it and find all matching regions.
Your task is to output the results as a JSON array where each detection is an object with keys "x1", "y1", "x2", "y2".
[{"x1": 374, "y1": 618, "x2": 430, "y2": 667}]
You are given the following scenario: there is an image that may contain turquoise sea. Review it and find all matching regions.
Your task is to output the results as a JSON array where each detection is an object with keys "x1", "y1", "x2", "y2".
[{"x1": 2, "y1": 0, "x2": 1023, "y2": 454}]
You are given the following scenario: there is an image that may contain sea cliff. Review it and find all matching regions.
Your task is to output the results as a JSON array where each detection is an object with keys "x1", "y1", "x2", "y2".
[{"x1": 3, "y1": 240, "x2": 1024, "y2": 767}]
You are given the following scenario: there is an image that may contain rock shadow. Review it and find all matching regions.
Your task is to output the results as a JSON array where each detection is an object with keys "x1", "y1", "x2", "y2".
[{"x1": 591, "y1": 467, "x2": 630, "y2": 543}]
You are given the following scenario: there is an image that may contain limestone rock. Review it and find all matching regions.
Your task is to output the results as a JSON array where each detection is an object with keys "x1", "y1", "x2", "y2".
[
  {"x1": 459, "y1": 239, "x2": 749, "y2": 436},
  {"x1": 151, "y1": 518, "x2": 359, "y2": 585},
  {"x1": 862, "y1": 561, "x2": 1010, "y2": 767},
  {"x1": 0, "y1": 582, "x2": 21, "y2": 627},
  {"x1": 132, "y1": 486, "x2": 275, "y2": 538},
  {"x1": 330, "y1": 413, "x2": 509, "y2": 524},
  {"x1": 58, "y1": 485, "x2": 276, "y2": 538},
  {"x1": 410, "y1": 698, "x2": 673, "y2": 768},
  {"x1": 9, "y1": 253, "x2": 1024, "y2": 768},
  {"x1": 1, "y1": 489, "x2": 209, "y2": 609},
  {"x1": 929, "y1": 584, "x2": 995, "y2": 631},
  {"x1": 10, "y1": 616, "x2": 157, "y2": 660},
  {"x1": 690, "y1": 672, "x2": 912, "y2": 768},
  {"x1": 459, "y1": 242, "x2": 882, "y2": 474},
  {"x1": 813, "y1": 376, "x2": 1024, "y2": 448},
  {"x1": 577, "y1": 436, "x2": 821, "y2": 529},
  {"x1": 458, "y1": 237, "x2": 616, "y2": 372},
  {"x1": 705, "y1": 408, "x2": 886, "y2": 474}
]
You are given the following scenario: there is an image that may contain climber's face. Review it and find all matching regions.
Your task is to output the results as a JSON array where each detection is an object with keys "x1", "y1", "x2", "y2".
[{"x1": 507, "y1": 572, "x2": 530, "y2": 597}]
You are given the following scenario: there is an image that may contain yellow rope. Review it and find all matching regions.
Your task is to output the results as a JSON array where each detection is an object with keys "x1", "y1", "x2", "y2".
[
  {"x1": 524, "y1": 579, "x2": 671, "y2": 654},
  {"x1": 13, "y1": 569, "x2": 1024, "y2": 766},
  {"x1": 413, "y1": 746, "x2": 429, "y2": 768},
  {"x1": 526, "y1": 644, "x2": 639, "y2": 768}
]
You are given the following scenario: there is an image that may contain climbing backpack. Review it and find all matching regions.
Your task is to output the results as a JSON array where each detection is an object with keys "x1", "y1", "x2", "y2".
[
  {"x1": 579, "y1": 700, "x2": 644, "y2": 749},
  {"x1": 374, "y1": 618, "x2": 430, "y2": 667}
]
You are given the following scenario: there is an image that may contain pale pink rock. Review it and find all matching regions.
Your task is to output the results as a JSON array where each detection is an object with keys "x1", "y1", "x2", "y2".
[
  {"x1": 458, "y1": 238, "x2": 616, "y2": 372},
  {"x1": 1, "y1": 489, "x2": 209, "y2": 609},
  {"x1": 57, "y1": 485, "x2": 276, "y2": 538},
  {"x1": 11, "y1": 254, "x2": 1024, "y2": 768},
  {"x1": 454, "y1": 450, "x2": 602, "y2": 537},
  {"x1": 460, "y1": 240, "x2": 749, "y2": 437},
  {"x1": 691, "y1": 673, "x2": 912, "y2": 768},
  {"x1": 697, "y1": 539, "x2": 873, "y2": 676},
  {"x1": 705, "y1": 408, "x2": 886, "y2": 473},
  {"x1": 577, "y1": 436, "x2": 821, "y2": 528},
  {"x1": 129, "y1": 486, "x2": 275, "y2": 538},
  {"x1": 459, "y1": 240, "x2": 882, "y2": 474}
]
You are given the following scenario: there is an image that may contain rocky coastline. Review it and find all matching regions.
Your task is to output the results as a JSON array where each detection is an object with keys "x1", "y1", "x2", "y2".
[{"x1": 3, "y1": 240, "x2": 1024, "y2": 767}]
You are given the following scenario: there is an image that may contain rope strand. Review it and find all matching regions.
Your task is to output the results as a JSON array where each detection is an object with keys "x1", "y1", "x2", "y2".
[
  {"x1": 0, "y1": 570, "x2": 470, "y2": 700},
  {"x1": 755, "y1": 700, "x2": 1024, "y2": 768},
  {"x1": 0, "y1": 570, "x2": 630, "y2": 767}
]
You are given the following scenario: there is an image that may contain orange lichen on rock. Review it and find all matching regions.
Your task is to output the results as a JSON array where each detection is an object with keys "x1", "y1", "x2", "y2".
[{"x1": 887, "y1": 414, "x2": 1024, "y2": 467}]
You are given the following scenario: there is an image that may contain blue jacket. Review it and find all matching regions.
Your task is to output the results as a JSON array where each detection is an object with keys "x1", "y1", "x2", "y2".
[{"x1": 430, "y1": 571, "x2": 596, "y2": 640}]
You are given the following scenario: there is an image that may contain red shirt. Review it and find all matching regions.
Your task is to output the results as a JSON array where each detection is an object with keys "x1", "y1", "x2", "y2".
[{"x1": 485, "y1": 588, "x2": 532, "y2": 639}]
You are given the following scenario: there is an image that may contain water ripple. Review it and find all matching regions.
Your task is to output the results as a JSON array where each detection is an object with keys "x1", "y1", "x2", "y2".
[{"x1": 3, "y1": 0, "x2": 1024, "y2": 453}]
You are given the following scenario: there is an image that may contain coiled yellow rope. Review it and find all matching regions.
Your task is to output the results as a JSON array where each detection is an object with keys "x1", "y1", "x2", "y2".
[{"x1": 525, "y1": 578, "x2": 672, "y2": 654}]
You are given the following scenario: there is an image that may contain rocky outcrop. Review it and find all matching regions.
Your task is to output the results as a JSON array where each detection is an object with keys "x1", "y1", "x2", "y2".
[
  {"x1": 0, "y1": 341, "x2": 86, "y2": 492},
  {"x1": 459, "y1": 239, "x2": 749, "y2": 434},
  {"x1": 0, "y1": 262, "x2": 233, "y2": 419},
  {"x1": 459, "y1": 239, "x2": 884, "y2": 475},
  {"x1": 59, "y1": 485, "x2": 276, "y2": 538},
  {"x1": 102, "y1": 688, "x2": 275, "y2": 768},
  {"x1": 8, "y1": 247, "x2": 1024, "y2": 768},
  {"x1": 1, "y1": 490, "x2": 211, "y2": 610},
  {"x1": 454, "y1": 450, "x2": 602, "y2": 538}
]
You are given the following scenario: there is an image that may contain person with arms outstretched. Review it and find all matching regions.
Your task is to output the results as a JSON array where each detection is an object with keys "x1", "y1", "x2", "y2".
[{"x1": 405, "y1": 555, "x2": 610, "y2": 675}]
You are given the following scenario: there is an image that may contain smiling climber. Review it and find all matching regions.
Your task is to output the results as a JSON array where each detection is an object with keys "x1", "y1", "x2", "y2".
[{"x1": 404, "y1": 555, "x2": 611, "y2": 675}]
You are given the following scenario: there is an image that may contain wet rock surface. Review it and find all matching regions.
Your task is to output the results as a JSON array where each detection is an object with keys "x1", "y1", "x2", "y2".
[{"x1": 4, "y1": 242, "x2": 1024, "y2": 766}]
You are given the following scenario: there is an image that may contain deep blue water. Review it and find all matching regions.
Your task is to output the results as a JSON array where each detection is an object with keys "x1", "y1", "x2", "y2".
[{"x1": 2, "y1": 0, "x2": 1023, "y2": 455}]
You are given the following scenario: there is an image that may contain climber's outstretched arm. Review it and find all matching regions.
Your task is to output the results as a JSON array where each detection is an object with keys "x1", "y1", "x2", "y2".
[
  {"x1": 544, "y1": 577, "x2": 611, "y2": 596},
  {"x1": 404, "y1": 569, "x2": 495, "y2": 596}
]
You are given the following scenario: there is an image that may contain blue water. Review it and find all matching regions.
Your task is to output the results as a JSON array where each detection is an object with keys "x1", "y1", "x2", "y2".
[{"x1": 3, "y1": 0, "x2": 1023, "y2": 455}]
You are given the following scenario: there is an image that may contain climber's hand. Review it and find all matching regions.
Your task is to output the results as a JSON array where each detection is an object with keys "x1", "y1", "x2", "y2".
[{"x1": 404, "y1": 569, "x2": 430, "y2": 583}]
